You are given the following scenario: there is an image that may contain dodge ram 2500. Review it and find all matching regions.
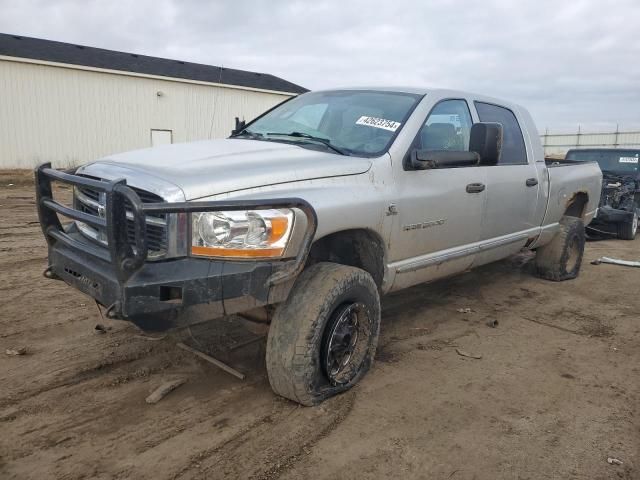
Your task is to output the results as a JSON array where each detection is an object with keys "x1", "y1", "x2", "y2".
[{"x1": 36, "y1": 88, "x2": 603, "y2": 405}]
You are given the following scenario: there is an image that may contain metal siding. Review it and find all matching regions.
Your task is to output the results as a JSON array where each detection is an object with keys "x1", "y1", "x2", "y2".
[{"x1": 0, "y1": 60, "x2": 290, "y2": 168}]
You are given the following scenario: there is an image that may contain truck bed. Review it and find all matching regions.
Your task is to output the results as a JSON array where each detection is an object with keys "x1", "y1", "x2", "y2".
[{"x1": 540, "y1": 159, "x2": 602, "y2": 229}]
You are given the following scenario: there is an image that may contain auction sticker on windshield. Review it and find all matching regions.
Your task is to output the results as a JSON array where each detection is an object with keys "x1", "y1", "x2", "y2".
[
  {"x1": 619, "y1": 156, "x2": 639, "y2": 164},
  {"x1": 356, "y1": 116, "x2": 401, "y2": 132}
]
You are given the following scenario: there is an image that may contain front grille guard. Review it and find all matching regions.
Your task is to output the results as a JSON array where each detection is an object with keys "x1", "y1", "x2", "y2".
[{"x1": 36, "y1": 162, "x2": 318, "y2": 285}]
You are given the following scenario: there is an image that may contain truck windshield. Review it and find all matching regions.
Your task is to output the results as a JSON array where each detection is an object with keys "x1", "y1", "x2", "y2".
[
  {"x1": 235, "y1": 90, "x2": 422, "y2": 157},
  {"x1": 565, "y1": 149, "x2": 639, "y2": 174}
]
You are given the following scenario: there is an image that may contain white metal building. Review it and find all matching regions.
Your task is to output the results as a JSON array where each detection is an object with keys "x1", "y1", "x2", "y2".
[{"x1": 0, "y1": 33, "x2": 306, "y2": 169}]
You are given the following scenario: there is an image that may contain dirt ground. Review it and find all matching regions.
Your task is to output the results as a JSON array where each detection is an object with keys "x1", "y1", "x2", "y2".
[{"x1": 0, "y1": 172, "x2": 638, "y2": 480}]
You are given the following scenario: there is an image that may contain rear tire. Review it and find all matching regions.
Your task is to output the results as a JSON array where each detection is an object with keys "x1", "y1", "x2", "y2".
[
  {"x1": 617, "y1": 211, "x2": 638, "y2": 240},
  {"x1": 535, "y1": 216, "x2": 585, "y2": 281},
  {"x1": 266, "y1": 262, "x2": 380, "y2": 406}
]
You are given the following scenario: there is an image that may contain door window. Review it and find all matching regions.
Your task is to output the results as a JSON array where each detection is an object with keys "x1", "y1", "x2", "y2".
[
  {"x1": 474, "y1": 102, "x2": 527, "y2": 165},
  {"x1": 416, "y1": 99, "x2": 473, "y2": 152}
]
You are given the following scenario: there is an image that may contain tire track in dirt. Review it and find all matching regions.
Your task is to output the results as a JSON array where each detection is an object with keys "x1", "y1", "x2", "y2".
[
  {"x1": 253, "y1": 392, "x2": 356, "y2": 480},
  {"x1": 173, "y1": 391, "x2": 356, "y2": 480},
  {"x1": 0, "y1": 256, "x2": 47, "y2": 267},
  {"x1": 1, "y1": 348, "x2": 206, "y2": 468},
  {"x1": 0, "y1": 313, "x2": 91, "y2": 339},
  {"x1": 0, "y1": 336, "x2": 179, "y2": 409}
]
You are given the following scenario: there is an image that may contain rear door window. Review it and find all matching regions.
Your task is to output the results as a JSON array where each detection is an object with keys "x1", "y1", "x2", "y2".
[{"x1": 475, "y1": 102, "x2": 527, "y2": 165}]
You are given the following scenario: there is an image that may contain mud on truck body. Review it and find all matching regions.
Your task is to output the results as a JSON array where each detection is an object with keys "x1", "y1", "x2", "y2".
[{"x1": 36, "y1": 88, "x2": 603, "y2": 405}]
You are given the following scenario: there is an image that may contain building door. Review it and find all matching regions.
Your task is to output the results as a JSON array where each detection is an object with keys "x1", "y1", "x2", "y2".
[{"x1": 151, "y1": 129, "x2": 172, "y2": 147}]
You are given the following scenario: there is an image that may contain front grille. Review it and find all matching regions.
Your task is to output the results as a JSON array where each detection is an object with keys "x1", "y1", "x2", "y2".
[{"x1": 74, "y1": 180, "x2": 168, "y2": 258}]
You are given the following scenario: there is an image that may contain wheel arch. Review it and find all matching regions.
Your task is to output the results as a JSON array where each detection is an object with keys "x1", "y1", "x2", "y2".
[
  {"x1": 563, "y1": 191, "x2": 589, "y2": 219},
  {"x1": 306, "y1": 228, "x2": 387, "y2": 290}
]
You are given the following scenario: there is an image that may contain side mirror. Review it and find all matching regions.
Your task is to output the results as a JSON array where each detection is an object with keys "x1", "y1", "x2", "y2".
[
  {"x1": 409, "y1": 122, "x2": 503, "y2": 170},
  {"x1": 410, "y1": 150, "x2": 480, "y2": 170},
  {"x1": 231, "y1": 117, "x2": 246, "y2": 135},
  {"x1": 469, "y1": 122, "x2": 502, "y2": 166}
]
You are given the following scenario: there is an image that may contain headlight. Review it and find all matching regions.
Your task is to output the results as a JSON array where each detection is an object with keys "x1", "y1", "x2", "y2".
[{"x1": 191, "y1": 209, "x2": 293, "y2": 258}]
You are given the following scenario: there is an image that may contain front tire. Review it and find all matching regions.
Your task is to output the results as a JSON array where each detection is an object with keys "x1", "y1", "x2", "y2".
[
  {"x1": 266, "y1": 263, "x2": 380, "y2": 406},
  {"x1": 535, "y1": 216, "x2": 585, "y2": 281},
  {"x1": 617, "y1": 211, "x2": 638, "y2": 240}
]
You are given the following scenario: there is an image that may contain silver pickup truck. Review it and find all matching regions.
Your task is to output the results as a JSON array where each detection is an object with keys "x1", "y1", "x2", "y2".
[{"x1": 36, "y1": 87, "x2": 602, "y2": 405}]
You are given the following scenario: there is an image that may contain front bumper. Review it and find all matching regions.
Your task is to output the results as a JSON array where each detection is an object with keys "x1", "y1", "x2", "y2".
[
  {"x1": 48, "y1": 229, "x2": 283, "y2": 330},
  {"x1": 36, "y1": 163, "x2": 317, "y2": 330}
]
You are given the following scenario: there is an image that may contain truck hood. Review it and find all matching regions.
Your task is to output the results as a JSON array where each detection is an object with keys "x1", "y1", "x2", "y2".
[{"x1": 78, "y1": 139, "x2": 372, "y2": 200}]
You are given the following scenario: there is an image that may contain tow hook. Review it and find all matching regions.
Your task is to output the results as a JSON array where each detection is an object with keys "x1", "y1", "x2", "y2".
[{"x1": 43, "y1": 266, "x2": 59, "y2": 280}]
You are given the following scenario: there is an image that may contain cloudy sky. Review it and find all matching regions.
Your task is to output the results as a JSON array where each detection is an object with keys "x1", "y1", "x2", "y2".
[{"x1": 2, "y1": 0, "x2": 639, "y2": 132}]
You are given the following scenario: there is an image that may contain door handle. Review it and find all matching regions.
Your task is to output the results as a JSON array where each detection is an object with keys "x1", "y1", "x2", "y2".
[
  {"x1": 526, "y1": 178, "x2": 538, "y2": 187},
  {"x1": 466, "y1": 183, "x2": 486, "y2": 193}
]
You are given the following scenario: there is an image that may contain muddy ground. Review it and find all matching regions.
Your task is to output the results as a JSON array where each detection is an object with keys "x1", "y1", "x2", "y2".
[{"x1": 0, "y1": 173, "x2": 638, "y2": 480}]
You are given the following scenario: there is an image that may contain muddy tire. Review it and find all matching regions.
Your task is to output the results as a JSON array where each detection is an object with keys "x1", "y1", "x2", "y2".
[
  {"x1": 266, "y1": 262, "x2": 380, "y2": 406},
  {"x1": 535, "y1": 216, "x2": 585, "y2": 281},
  {"x1": 617, "y1": 211, "x2": 638, "y2": 240}
]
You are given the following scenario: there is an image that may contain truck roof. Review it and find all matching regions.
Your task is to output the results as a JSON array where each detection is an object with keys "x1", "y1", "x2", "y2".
[{"x1": 312, "y1": 86, "x2": 526, "y2": 112}]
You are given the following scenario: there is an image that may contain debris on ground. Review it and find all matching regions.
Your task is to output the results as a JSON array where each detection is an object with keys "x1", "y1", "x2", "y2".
[
  {"x1": 94, "y1": 324, "x2": 109, "y2": 334},
  {"x1": 456, "y1": 308, "x2": 473, "y2": 314},
  {"x1": 455, "y1": 348, "x2": 482, "y2": 360},
  {"x1": 5, "y1": 346, "x2": 27, "y2": 356},
  {"x1": 607, "y1": 457, "x2": 623, "y2": 465},
  {"x1": 486, "y1": 319, "x2": 499, "y2": 328},
  {"x1": 133, "y1": 333, "x2": 168, "y2": 342},
  {"x1": 177, "y1": 342, "x2": 246, "y2": 380},
  {"x1": 145, "y1": 378, "x2": 187, "y2": 404},
  {"x1": 592, "y1": 256, "x2": 640, "y2": 268}
]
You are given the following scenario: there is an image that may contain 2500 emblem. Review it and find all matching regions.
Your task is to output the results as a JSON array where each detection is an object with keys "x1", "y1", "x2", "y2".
[{"x1": 402, "y1": 218, "x2": 446, "y2": 231}]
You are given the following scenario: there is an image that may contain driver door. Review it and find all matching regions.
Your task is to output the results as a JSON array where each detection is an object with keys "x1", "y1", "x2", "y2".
[{"x1": 389, "y1": 99, "x2": 487, "y2": 290}]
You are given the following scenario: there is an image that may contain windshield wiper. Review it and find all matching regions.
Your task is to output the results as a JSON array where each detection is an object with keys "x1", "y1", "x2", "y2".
[{"x1": 266, "y1": 131, "x2": 347, "y2": 155}]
